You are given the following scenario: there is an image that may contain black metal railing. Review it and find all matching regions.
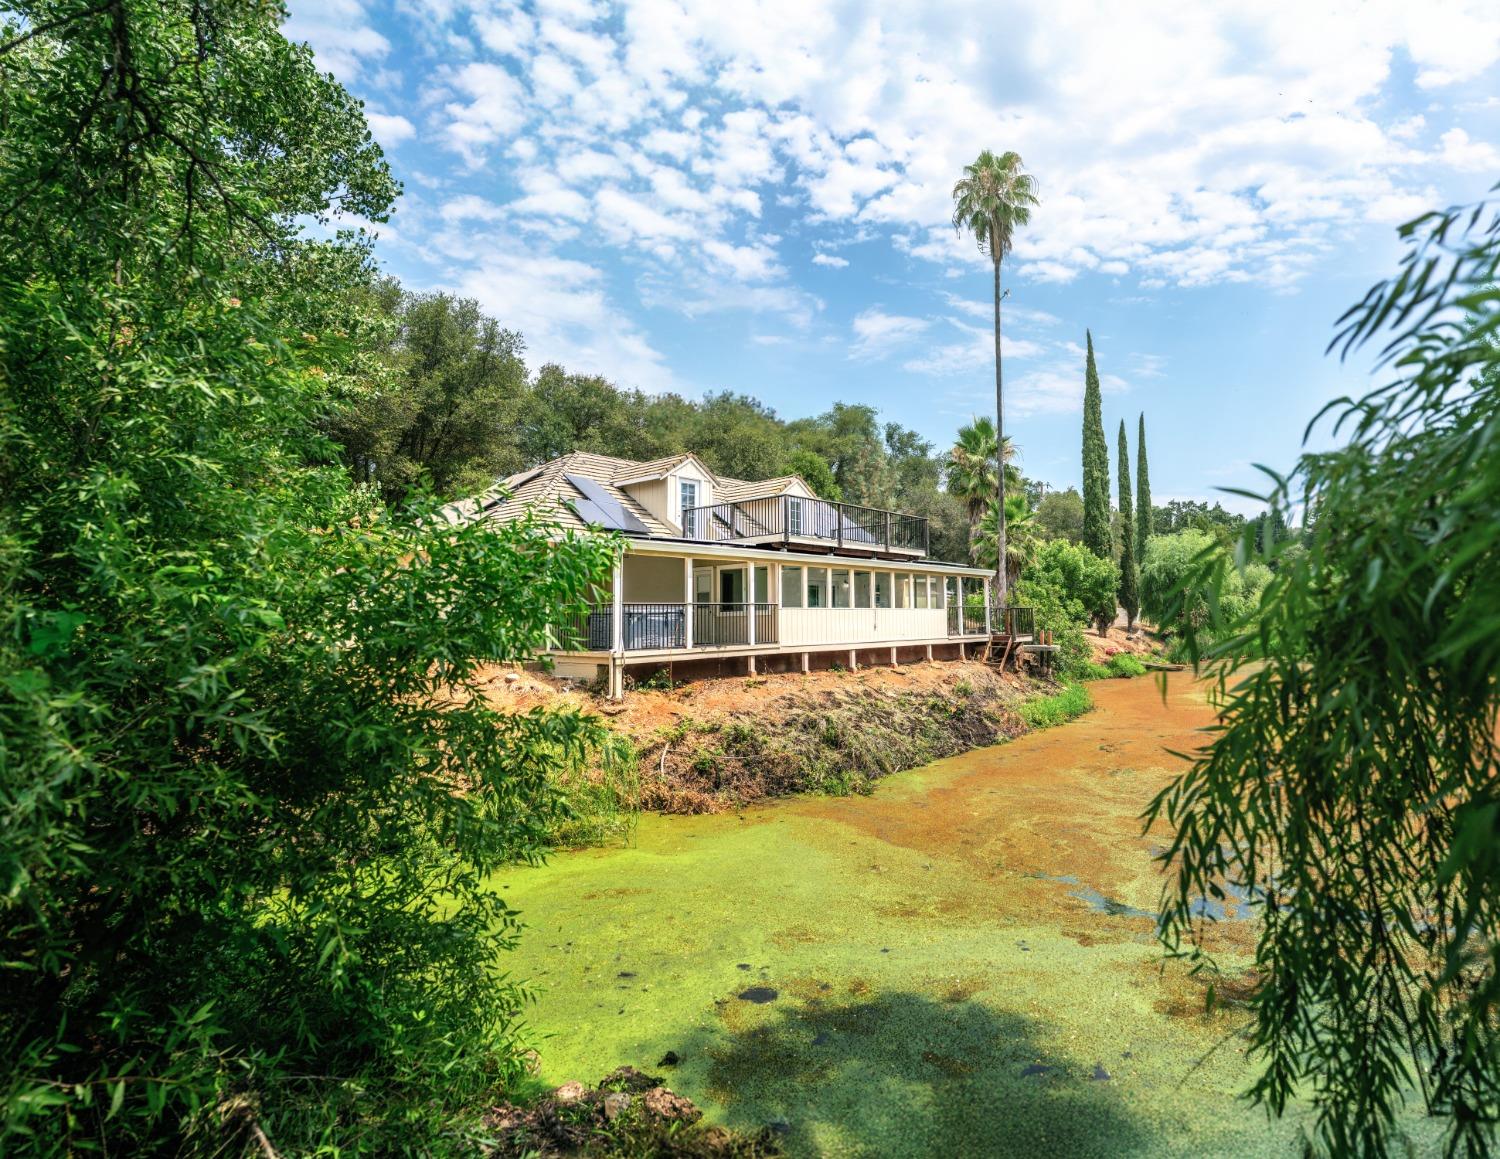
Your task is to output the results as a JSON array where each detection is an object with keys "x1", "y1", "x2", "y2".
[
  {"x1": 942, "y1": 605, "x2": 1037, "y2": 639},
  {"x1": 1000, "y1": 606, "x2": 1036, "y2": 638},
  {"x1": 683, "y1": 495, "x2": 927, "y2": 555},
  {"x1": 553, "y1": 602, "x2": 779, "y2": 651},
  {"x1": 947, "y1": 605, "x2": 988, "y2": 635}
]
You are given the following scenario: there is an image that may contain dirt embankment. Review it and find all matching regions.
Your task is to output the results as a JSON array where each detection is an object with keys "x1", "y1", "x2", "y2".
[{"x1": 477, "y1": 659, "x2": 1052, "y2": 814}]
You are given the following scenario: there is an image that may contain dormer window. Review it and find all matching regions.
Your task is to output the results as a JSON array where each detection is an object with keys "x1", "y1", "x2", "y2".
[{"x1": 680, "y1": 479, "x2": 699, "y2": 534}]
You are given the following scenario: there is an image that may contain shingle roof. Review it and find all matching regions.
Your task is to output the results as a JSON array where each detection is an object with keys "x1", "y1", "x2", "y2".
[{"x1": 438, "y1": 451, "x2": 805, "y2": 536}]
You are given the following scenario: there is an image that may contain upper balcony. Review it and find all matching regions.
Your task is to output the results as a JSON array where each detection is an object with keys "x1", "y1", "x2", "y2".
[{"x1": 682, "y1": 494, "x2": 928, "y2": 558}]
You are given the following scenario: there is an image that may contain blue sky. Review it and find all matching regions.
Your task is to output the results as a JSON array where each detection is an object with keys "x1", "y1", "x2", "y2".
[{"x1": 286, "y1": 0, "x2": 1500, "y2": 511}]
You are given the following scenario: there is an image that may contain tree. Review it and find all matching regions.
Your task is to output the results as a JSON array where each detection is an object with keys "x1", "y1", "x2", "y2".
[
  {"x1": 786, "y1": 449, "x2": 841, "y2": 499},
  {"x1": 945, "y1": 416, "x2": 1019, "y2": 559},
  {"x1": 1033, "y1": 487, "x2": 1086, "y2": 543},
  {"x1": 329, "y1": 291, "x2": 529, "y2": 505},
  {"x1": 1136, "y1": 413, "x2": 1152, "y2": 559},
  {"x1": 0, "y1": 4, "x2": 616, "y2": 1151},
  {"x1": 1116, "y1": 421, "x2": 1139, "y2": 629},
  {"x1": 1081, "y1": 331, "x2": 1112, "y2": 560},
  {"x1": 1014, "y1": 539, "x2": 1118, "y2": 677},
  {"x1": 974, "y1": 493, "x2": 1037, "y2": 584},
  {"x1": 952, "y1": 149, "x2": 1039, "y2": 605},
  {"x1": 1147, "y1": 199, "x2": 1500, "y2": 1155}
]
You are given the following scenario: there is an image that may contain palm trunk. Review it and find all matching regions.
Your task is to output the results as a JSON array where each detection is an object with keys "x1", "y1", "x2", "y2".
[{"x1": 993, "y1": 257, "x2": 1007, "y2": 609}]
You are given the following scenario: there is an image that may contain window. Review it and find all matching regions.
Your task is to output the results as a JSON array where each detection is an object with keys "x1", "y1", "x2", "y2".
[
  {"x1": 786, "y1": 497, "x2": 803, "y2": 536},
  {"x1": 694, "y1": 568, "x2": 713, "y2": 604},
  {"x1": 933, "y1": 577, "x2": 946, "y2": 608},
  {"x1": 754, "y1": 566, "x2": 769, "y2": 604},
  {"x1": 832, "y1": 568, "x2": 851, "y2": 608},
  {"x1": 806, "y1": 567, "x2": 828, "y2": 608},
  {"x1": 894, "y1": 573, "x2": 907, "y2": 608},
  {"x1": 720, "y1": 568, "x2": 745, "y2": 604},
  {"x1": 854, "y1": 571, "x2": 872, "y2": 608},
  {"x1": 680, "y1": 479, "x2": 698, "y2": 534},
  {"x1": 914, "y1": 576, "x2": 929, "y2": 608},
  {"x1": 781, "y1": 565, "x2": 803, "y2": 608},
  {"x1": 875, "y1": 572, "x2": 892, "y2": 609}
]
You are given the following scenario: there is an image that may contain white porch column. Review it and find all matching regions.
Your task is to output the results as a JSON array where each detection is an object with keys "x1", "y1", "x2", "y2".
[
  {"x1": 611, "y1": 550, "x2": 625, "y2": 655},
  {"x1": 983, "y1": 577, "x2": 992, "y2": 635},
  {"x1": 682, "y1": 556, "x2": 694, "y2": 649},
  {"x1": 745, "y1": 561, "x2": 756, "y2": 646}
]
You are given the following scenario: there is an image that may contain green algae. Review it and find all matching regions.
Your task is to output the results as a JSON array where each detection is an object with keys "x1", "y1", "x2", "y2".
[{"x1": 489, "y1": 678, "x2": 1405, "y2": 1157}]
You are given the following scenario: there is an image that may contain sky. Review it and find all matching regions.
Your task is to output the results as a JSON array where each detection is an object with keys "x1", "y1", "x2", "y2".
[{"x1": 285, "y1": 0, "x2": 1500, "y2": 512}]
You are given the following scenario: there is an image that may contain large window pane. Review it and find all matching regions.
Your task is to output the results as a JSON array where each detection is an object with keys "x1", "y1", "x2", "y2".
[
  {"x1": 781, "y1": 565, "x2": 803, "y2": 607},
  {"x1": 854, "y1": 571, "x2": 872, "y2": 608},
  {"x1": 894, "y1": 573, "x2": 907, "y2": 608},
  {"x1": 807, "y1": 567, "x2": 828, "y2": 608},
  {"x1": 832, "y1": 568, "x2": 851, "y2": 608},
  {"x1": 754, "y1": 566, "x2": 769, "y2": 603},
  {"x1": 875, "y1": 572, "x2": 892, "y2": 608},
  {"x1": 720, "y1": 568, "x2": 745, "y2": 604},
  {"x1": 914, "y1": 576, "x2": 929, "y2": 608},
  {"x1": 933, "y1": 576, "x2": 947, "y2": 608}
]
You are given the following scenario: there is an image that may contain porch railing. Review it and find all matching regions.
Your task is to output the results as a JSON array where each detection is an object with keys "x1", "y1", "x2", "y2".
[
  {"x1": 682, "y1": 494, "x2": 927, "y2": 555},
  {"x1": 554, "y1": 602, "x2": 779, "y2": 652},
  {"x1": 944, "y1": 605, "x2": 1038, "y2": 638}
]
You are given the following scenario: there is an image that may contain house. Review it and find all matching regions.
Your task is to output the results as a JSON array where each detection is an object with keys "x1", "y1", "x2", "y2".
[{"x1": 444, "y1": 450, "x2": 1026, "y2": 697}]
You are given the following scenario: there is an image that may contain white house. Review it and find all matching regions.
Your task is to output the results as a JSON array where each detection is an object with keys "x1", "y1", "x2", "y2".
[{"x1": 444, "y1": 451, "x2": 1029, "y2": 697}]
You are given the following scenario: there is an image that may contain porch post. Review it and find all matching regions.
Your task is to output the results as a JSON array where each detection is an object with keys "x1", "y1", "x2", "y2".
[
  {"x1": 682, "y1": 556, "x2": 694, "y2": 649},
  {"x1": 745, "y1": 561, "x2": 756, "y2": 646},
  {"x1": 609, "y1": 550, "x2": 626, "y2": 700},
  {"x1": 983, "y1": 576, "x2": 992, "y2": 635}
]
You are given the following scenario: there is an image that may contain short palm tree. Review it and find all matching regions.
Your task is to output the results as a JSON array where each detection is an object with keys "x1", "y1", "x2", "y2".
[
  {"x1": 952, "y1": 150, "x2": 1038, "y2": 607},
  {"x1": 947, "y1": 416, "x2": 1020, "y2": 557},
  {"x1": 976, "y1": 493, "x2": 1037, "y2": 585}
]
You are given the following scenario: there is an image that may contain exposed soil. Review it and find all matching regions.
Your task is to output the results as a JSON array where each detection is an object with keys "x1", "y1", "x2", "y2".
[{"x1": 475, "y1": 659, "x2": 1049, "y2": 813}]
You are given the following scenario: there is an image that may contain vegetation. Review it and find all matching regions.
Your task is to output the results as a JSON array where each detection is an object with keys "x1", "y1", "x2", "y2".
[
  {"x1": 1011, "y1": 540, "x2": 1118, "y2": 678},
  {"x1": 1138, "y1": 530, "x2": 1270, "y2": 650},
  {"x1": 1033, "y1": 486, "x2": 1085, "y2": 543},
  {"x1": 1116, "y1": 420, "x2": 1140, "y2": 629},
  {"x1": 1080, "y1": 331, "x2": 1112, "y2": 563},
  {"x1": 1135, "y1": 414, "x2": 1152, "y2": 559},
  {"x1": 1149, "y1": 198, "x2": 1500, "y2": 1156},
  {"x1": 946, "y1": 416, "x2": 1019, "y2": 559},
  {"x1": 0, "y1": 5, "x2": 617, "y2": 1154},
  {"x1": 1015, "y1": 683, "x2": 1093, "y2": 730},
  {"x1": 951, "y1": 149, "x2": 1039, "y2": 602}
]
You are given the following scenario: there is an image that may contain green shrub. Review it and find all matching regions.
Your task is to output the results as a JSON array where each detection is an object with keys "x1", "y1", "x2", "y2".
[
  {"x1": 1014, "y1": 539, "x2": 1118, "y2": 679},
  {"x1": 1140, "y1": 530, "x2": 1271, "y2": 644},
  {"x1": 1076, "y1": 661, "x2": 1113, "y2": 681},
  {"x1": 1107, "y1": 653, "x2": 1148, "y2": 678},
  {"x1": 1017, "y1": 684, "x2": 1093, "y2": 729}
]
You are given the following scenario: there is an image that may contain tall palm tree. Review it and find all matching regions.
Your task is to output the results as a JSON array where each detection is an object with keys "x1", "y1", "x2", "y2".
[
  {"x1": 952, "y1": 150, "x2": 1038, "y2": 608},
  {"x1": 946, "y1": 415, "x2": 1020, "y2": 556}
]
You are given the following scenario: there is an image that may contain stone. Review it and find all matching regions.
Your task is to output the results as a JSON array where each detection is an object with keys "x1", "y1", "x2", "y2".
[
  {"x1": 641, "y1": 1086, "x2": 699, "y2": 1122},
  {"x1": 553, "y1": 1081, "x2": 587, "y2": 1105},
  {"x1": 602, "y1": 1091, "x2": 632, "y2": 1121},
  {"x1": 657, "y1": 1050, "x2": 680, "y2": 1067}
]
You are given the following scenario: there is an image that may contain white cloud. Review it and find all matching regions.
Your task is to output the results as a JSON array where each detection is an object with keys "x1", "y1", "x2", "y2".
[
  {"x1": 366, "y1": 112, "x2": 416, "y2": 145},
  {"x1": 812, "y1": 252, "x2": 849, "y2": 268},
  {"x1": 851, "y1": 307, "x2": 929, "y2": 359},
  {"x1": 440, "y1": 62, "x2": 528, "y2": 166},
  {"x1": 284, "y1": 0, "x2": 389, "y2": 81},
  {"x1": 1436, "y1": 127, "x2": 1500, "y2": 173}
]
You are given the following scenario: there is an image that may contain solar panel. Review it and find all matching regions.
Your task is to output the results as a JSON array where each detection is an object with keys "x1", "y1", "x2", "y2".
[{"x1": 564, "y1": 473, "x2": 651, "y2": 534}]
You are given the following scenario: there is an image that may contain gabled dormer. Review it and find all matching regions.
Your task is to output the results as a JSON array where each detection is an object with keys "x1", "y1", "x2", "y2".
[{"x1": 613, "y1": 453, "x2": 717, "y2": 533}]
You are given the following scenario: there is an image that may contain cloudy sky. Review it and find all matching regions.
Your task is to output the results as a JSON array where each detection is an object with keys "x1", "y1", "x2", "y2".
[{"x1": 286, "y1": 0, "x2": 1500, "y2": 509}]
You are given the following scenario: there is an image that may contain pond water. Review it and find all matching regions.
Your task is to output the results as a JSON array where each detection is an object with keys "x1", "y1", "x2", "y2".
[{"x1": 489, "y1": 675, "x2": 1318, "y2": 1156}]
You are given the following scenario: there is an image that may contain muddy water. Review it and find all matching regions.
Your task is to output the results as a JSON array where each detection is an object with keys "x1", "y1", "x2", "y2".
[{"x1": 493, "y1": 676, "x2": 1295, "y2": 1156}]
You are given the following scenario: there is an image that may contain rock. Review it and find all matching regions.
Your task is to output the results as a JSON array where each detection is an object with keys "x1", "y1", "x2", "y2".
[
  {"x1": 598, "y1": 1065, "x2": 661, "y2": 1093},
  {"x1": 602, "y1": 1091, "x2": 632, "y2": 1121},
  {"x1": 657, "y1": 1050, "x2": 680, "y2": 1067},
  {"x1": 553, "y1": 1081, "x2": 587, "y2": 1105},
  {"x1": 641, "y1": 1086, "x2": 700, "y2": 1122},
  {"x1": 504, "y1": 672, "x2": 520, "y2": 683}
]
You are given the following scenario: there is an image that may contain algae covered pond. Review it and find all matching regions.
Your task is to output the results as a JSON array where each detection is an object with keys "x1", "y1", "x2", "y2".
[{"x1": 492, "y1": 675, "x2": 1298, "y2": 1156}]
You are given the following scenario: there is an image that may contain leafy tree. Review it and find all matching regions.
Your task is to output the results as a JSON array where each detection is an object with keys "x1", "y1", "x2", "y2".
[
  {"x1": 330, "y1": 290, "x2": 528, "y2": 504},
  {"x1": 1081, "y1": 331, "x2": 1111, "y2": 559},
  {"x1": 1117, "y1": 420, "x2": 1139, "y2": 629},
  {"x1": 1138, "y1": 530, "x2": 1270, "y2": 640},
  {"x1": 786, "y1": 449, "x2": 841, "y2": 499},
  {"x1": 1013, "y1": 539, "x2": 1118, "y2": 677},
  {"x1": 1150, "y1": 498, "x2": 1245, "y2": 540},
  {"x1": 951, "y1": 149, "x2": 1039, "y2": 603},
  {"x1": 1033, "y1": 486, "x2": 1085, "y2": 543},
  {"x1": 1135, "y1": 413, "x2": 1152, "y2": 558},
  {"x1": 688, "y1": 391, "x2": 788, "y2": 480},
  {"x1": 0, "y1": 4, "x2": 615, "y2": 1152},
  {"x1": 1148, "y1": 198, "x2": 1500, "y2": 1155}
]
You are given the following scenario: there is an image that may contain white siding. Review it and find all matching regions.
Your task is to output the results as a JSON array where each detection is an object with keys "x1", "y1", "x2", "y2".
[{"x1": 779, "y1": 607, "x2": 947, "y2": 646}]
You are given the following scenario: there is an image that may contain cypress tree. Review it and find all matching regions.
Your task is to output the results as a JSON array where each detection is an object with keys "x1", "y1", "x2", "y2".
[
  {"x1": 1081, "y1": 331, "x2": 1111, "y2": 559},
  {"x1": 1136, "y1": 412, "x2": 1152, "y2": 562},
  {"x1": 1117, "y1": 420, "x2": 1140, "y2": 629}
]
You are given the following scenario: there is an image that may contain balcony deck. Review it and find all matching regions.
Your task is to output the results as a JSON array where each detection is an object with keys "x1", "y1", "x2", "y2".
[{"x1": 682, "y1": 495, "x2": 927, "y2": 558}]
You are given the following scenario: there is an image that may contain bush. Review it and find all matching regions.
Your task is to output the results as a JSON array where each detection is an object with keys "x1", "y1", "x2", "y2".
[
  {"x1": 1107, "y1": 653, "x2": 1148, "y2": 678},
  {"x1": 1017, "y1": 684, "x2": 1093, "y2": 729},
  {"x1": 1140, "y1": 530, "x2": 1271, "y2": 644}
]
